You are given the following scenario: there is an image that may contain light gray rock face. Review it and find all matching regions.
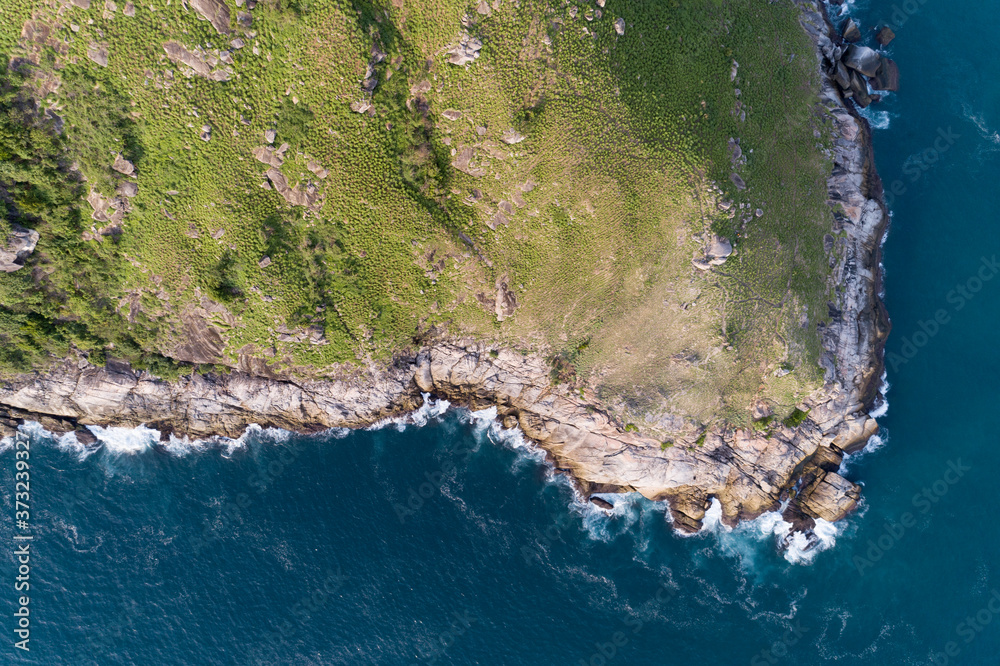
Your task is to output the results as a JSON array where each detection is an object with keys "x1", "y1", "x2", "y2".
[
  {"x1": 0, "y1": 226, "x2": 39, "y2": 272},
  {"x1": 842, "y1": 44, "x2": 881, "y2": 77},
  {"x1": 0, "y1": 341, "x2": 877, "y2": 532},
  {"x1": 189, "y1": 0, "x2": 231, "y2": 35},
  {"x1": 799, "y1": 0, "x2": 890, "y2": 410},
  {"x1": 0, "y1": 0, "x2": 887, "y2": 538},
  {"x1": 447, "y1": 34, "x2": 482, "y2": 66}
]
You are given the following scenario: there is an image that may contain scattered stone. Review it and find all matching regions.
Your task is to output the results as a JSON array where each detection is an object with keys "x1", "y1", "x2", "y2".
[
  {"x1": 264, "y1": 129, "x2": 275, "y2": 144},
  {"x1": 163, "y1": 41, "x2": 231, "y2": 81},
  {"x1": 751, "y1": 400, "x2": 773, "y2": 421},
  {"x1": 501, "y1": 128, "x2": 525, "y2": 144},
  {"x1": 123, "y1": 1, "x2": 135, "y2": 16},
  {"x1": 487, "y1": 210, "x2": 508, "y2": 230},
  {"x1": 410, "y1": 79, "x2": 432, "y2": 94},
  {"x1": 264, "y1": 167, "x2": 324, "y2": 210},
  {"x1": 112, "y1": 154, "x2": 135, "y2": 176},
  {"x1": 258, "y1": 256, "x2": 271, "y2": 268},
  {"x1": 755, "y1": 208, "x2": 763, "y2": 218},
  {"x1": 870, "y1": 57, "x2": 900, "y2": 92},
  {"x1": 706, "y1": 235, "x2": 733, "y2": 266},
  {"x1": 596, "y1": 0, "x2": 605, "y2": 6},
  {"x1": 692, "y1": 258, "x2": 712, "y2": 271},
  {"x1": 447, "y1": 33, "x2": 482, "y2": 66},
  {"x1": 211, "y1": 228, "x2": 225, "y2": 239},
  {"x1": 475, "y1": 125, "x2": 487, "y2": 136},
  {"x1": 306, "y1": 159, "x2": 329, "y2": 179},
  {"x1": 476, "y1": 0, "x2": 490, "y2": 15},
  {"x1": 842, "y1": 44, "x2": 881, "y2": 77},
  {"x1": 614, "y1": 17, "x2": 625, "y2": 36},
  {"x1": 189, "y1": 0, "x2": 231, "y2": 35},
  {"x1": 452, "y1": 146, "x2": 485, "y2": 177},
  {"x1": 0, "y1": 226, "x2": 39, "y2": 273},
  {"x1": 494, "y1": 275, "x2": 517, "y2": 321},
  {"x1": 86, "y1": 43, "x2": 109, "y2": 67},
  {"x1": 841, "y1": 18, "x2": 861, "y2": 43},
  {"x1": 237, "y1": 11, "x2": 252, "y2": 29},
  {"x1": 230, "y1": 37, "x2": 244, "y2": 49},
  {"x1": 71, "y1": 0, "x2": 90, "y2": 8},
  {"x1": 729, "y1": 172, "x2": 746, "y2": 190},
  {"x1": 727, "y1": 137, "x2": 742, "y2": 161},
  {"x1": 442, "y1": 109, "x2": 463, "y2": 121},
  {"x1": 875, "y1": 25, "x2": 895, "y2": 46},
  {"x1": 200, "y1": 124, "x2": 212, "y2": 141},
  {"x1": 117, "y1": 181, "x2": 138, "y2": 198},
  {"x1": 350, "y1": 100, "x2": 371, "y2": 114}
]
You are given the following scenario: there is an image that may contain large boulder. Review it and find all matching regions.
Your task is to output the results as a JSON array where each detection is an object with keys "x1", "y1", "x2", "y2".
[
  {"x1": 189, "y1": 0, "x2": 231, "y2": 35},
  {"x1": 870, "y1": 58, "x2": 900, "y2": 91},
  {"x1": 447, "y1": 34, "x2": 482, "y2": 66},
  {"x1": 0, "y1": 225, "x2": 39, "y2": 272},
  {"x1": 848, "y1": 70, "x2": 868, "y2": 98},
  {"x1": 841, "y1": 18, "x2": 861, "y2": 43},
  {"x1": 842, "y1": 44, "x2": 881, "y2": 77},
  {"x1": 833, "y1": 61, "x2": 851, "y2": 89},
  {"x1": 875, "y1": 25, "x2": 896, "y2": 46},
  {"x1": 707, "y1": 236, "x2": 733, "y2": 265}
]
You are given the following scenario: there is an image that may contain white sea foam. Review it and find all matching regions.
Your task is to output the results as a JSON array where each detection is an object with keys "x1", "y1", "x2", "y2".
[
  {"x1": 161, "y1": 433, "x2": 211, "y2": 457},
  {"x1": 859, "y1": 107, "x2": 892, "y2": 131},
  {"x1": 698, "y1": 498, "x2": 844, "y2": 565},
  {"x1": 86, "y1": 424, "x2": 162, "y2": 455},
  {"x1": 366, "y1": 393, "x2": 451, "y2": 432},
  {"x1": 870, "y1": 370, "x2": 890, "y2": 418},
  {"x1": 206, "y1": 423, "x2": 294, "y2": 458},
  {"x1": 964, "y1": 104, "x2": 1000, "y2": 145},
  {"x1": 13, "y1": 421, "x2": 97, "y2": 461}
]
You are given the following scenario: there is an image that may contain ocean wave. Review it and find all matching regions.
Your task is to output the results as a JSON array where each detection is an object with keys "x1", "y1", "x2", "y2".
[
  {"x1": 870, "y1": 370, "x2": 890, "y2": 418},
  {"x1": 699, "y1": 499, "x2": 844, "y2": 566},
  {"x1": 86, "y1": 424, "x2": 162, "y2": 456},
  {"x1": 15, "y1": 421, "x2": 98, "y2": 461},
  {"x1": 963, "y1": 104, "x2": 1000, "y2": 145},
  {"x1": 366, "y1": 393, "x2": 450, "y2": 432},
  {"x1": 859, "y1": 107, "x2": 893, "y2": 131}
]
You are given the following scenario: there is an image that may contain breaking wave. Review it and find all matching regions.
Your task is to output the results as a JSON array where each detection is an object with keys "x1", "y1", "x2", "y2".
[
  {"x1": 366, "y1": 393, "x2": 451, "y2": 431},
  {"x1": 700, "y1": 499, "x2": 844, "y2": 566}
]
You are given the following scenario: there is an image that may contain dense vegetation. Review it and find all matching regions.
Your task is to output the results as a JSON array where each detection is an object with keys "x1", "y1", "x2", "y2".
[{"x1": 0, "y1": 0, "x2": 837, "y2": 433}]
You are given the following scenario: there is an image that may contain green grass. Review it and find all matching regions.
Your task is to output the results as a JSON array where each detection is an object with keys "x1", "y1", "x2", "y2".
[
  {"x1": 0, "y1": 0, "x2": 840, "y2": 436},
  {"x1": 783, "y1": 408, "x2": 811, "y2": 428}
]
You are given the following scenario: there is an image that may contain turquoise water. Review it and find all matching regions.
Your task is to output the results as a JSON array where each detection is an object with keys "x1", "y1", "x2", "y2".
[{"x1": 4, "y1": 0, "x2": 1000, "y2": 663}]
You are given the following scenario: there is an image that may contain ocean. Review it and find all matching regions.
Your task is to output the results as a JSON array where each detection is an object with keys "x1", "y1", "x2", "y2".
[{"x1": 4, "y1": 0, "x2": 1000, "y2": 663}]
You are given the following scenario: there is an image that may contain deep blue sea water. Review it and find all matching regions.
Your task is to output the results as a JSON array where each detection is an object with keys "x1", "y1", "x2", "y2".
[{"x1": 4, "y1": 0, "x2": 1000, "y2": 663}]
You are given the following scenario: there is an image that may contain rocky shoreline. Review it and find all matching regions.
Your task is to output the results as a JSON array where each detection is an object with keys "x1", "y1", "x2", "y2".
[{"x1": 0, "y1": 0, "x2": 889, "y2": 541}]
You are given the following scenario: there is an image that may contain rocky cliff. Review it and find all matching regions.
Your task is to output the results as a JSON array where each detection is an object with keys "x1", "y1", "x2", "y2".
[{"x1": 0, "y1": 0, "x2": 888, "y2": 539}]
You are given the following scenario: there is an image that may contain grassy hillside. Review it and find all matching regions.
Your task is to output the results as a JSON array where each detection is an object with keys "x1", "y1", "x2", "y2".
[{"x1": 0, "y1": 0, "x2": 837, "y2": 435}]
